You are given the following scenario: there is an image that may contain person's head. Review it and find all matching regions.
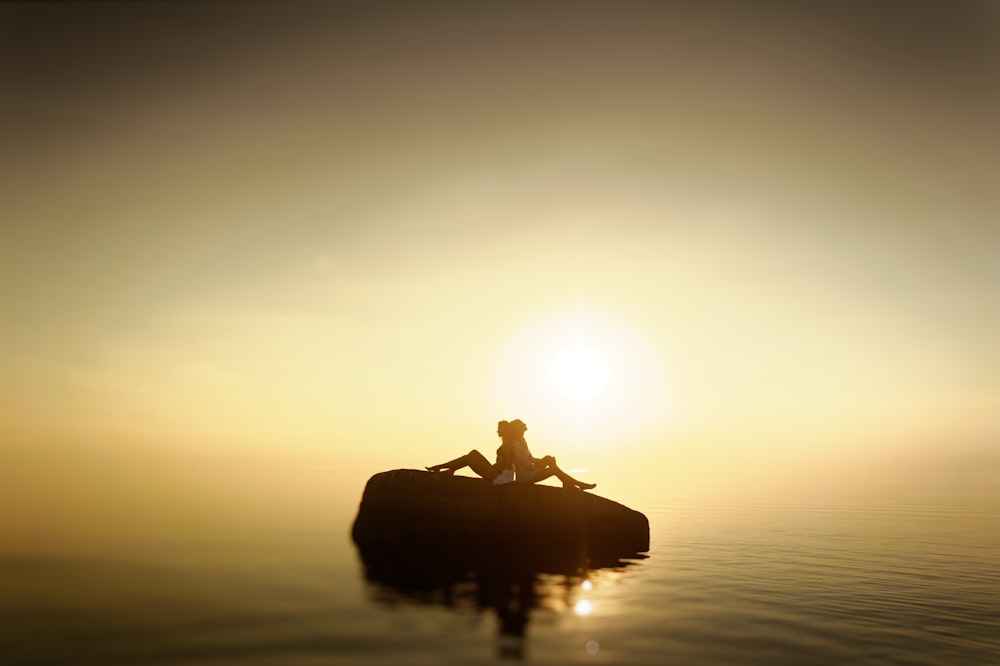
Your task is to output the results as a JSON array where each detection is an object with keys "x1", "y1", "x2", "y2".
[
  {"x1": 508, "y1": 419, "x2": 527, "y2": 437},
  {"x1": 497, "y1": 420, "x2": 509, "y2": 438}
]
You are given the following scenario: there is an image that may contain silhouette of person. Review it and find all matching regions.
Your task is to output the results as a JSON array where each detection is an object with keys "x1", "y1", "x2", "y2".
[
  {"x1": 506, "y1": 419, "x2": 596, "y2": 490},
  {"x1": 493, "y1": 575, "x2": 533, "y2": 660},
  {"x1": 426, "y1": 421, "x2": 516, "y2": 484}
]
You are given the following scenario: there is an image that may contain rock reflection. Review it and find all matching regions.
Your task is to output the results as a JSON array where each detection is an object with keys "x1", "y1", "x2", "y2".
[{"x1": 355, "y1": 543, "x2": 645, "y2": 659}]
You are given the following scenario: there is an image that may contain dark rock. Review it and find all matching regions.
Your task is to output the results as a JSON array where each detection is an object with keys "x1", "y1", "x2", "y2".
[{"x1": 351, "y1": 469, "x2": 649, "y2": 565}]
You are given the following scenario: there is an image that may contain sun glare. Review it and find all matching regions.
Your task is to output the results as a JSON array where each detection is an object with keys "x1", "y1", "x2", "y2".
[
  {"x1": 487, "y1": 305, "x2": 673, "y2": 452},
  {"x1": 549, "y1": 343, "x2": 608, "y2": 403}
]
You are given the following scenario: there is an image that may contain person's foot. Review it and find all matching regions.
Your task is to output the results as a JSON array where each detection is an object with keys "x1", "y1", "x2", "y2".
[
  {"x1": 425, "y1": 466, "x2": 455, "y2": 475},
  {"x1": 576, "y1": 482, "x2": 596, "y2": 491}
]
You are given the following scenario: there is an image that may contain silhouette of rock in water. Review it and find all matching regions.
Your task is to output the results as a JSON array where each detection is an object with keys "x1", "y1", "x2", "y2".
[{"x1": 351, "y1": 469, "x2": 649, "y2": 563}]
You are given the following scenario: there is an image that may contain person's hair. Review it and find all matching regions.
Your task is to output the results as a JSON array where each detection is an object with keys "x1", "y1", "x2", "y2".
[
  {"x1": 508, "y1": 419, "x2": 527, "y2": 435},
  {"x1": 497, "y1": 420, "x2": 509, "y2": 437}
]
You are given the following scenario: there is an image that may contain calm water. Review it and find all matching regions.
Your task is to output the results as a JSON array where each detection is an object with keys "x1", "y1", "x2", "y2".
[{"x1": 3, "y1": 462, "x2": 999, "y2": 665}]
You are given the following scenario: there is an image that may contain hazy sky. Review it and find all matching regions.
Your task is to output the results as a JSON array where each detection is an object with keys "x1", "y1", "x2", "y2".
[{"x1": 3, "y1": 2, "x2": 998, "y2": 495}]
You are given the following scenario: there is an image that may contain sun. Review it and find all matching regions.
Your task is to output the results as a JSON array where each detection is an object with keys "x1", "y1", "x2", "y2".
[
  {"x1": 487, "y1": 305, "x2": 672, "y2": 450},
  {"x1": 549, "y1": 342, "x2": 608, "y2": 404}
]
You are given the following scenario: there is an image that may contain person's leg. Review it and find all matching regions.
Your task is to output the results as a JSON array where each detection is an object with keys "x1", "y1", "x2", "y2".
[
  {"x1": 527, "y1": 463, "x2": 595, "y2": 490},
  {"x1": 465, "y1": 449, "x2": 496, "y2": 479},
  {"x1": 527, "y1": 467, "x2": 557, "y2": 484},
  {"x1": 555, "y1": 464, "x2": 596, "y2": 490},
  {"x1": 428, "y1": 450, "x2": 495, "y2": 479},
  {"x1": 426, "y1": 453, "x2": 469, "y2": 474}
]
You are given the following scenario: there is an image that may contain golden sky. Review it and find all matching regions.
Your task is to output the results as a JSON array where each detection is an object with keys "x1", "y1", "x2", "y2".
[{"x1": 2, "y1": 2, "x2": 998, "y2": 500}]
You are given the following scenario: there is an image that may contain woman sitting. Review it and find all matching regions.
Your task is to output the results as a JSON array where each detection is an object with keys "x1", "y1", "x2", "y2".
[
  {"x1": 506, "y1": 419, "x2": 596, "y2": 491},
  {"x1": 425, "y1": 421, "x2": 516, "y2": 485}
]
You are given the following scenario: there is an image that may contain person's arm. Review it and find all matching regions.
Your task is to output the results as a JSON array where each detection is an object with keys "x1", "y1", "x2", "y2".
[
  {"x1": 511, "y1": 440, "x2": 535, "y2": 468},
  {"x1": 494, "y1": 447, "x2": 513, "y2": 471},
  {"x1": 522, "y1": 441, "x2": 552, "y2": 467},
  {"x1": 517, "y1": 439, "x2": 556, "y2": 467}
]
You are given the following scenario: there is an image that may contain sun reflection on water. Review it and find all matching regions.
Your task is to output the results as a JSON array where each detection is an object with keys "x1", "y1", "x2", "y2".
[
  {"x1": 356, "y1": 543, "x2": 643, "y2": 659},
  {"x1": 573, "y1": 598, "x2": 593, "y2": 616}
]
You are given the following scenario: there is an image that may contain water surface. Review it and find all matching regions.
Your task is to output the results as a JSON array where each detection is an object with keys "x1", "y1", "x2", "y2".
[{"x1": 3, "y1": 460, "x2": 998, "y2": 664}]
